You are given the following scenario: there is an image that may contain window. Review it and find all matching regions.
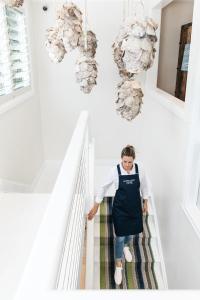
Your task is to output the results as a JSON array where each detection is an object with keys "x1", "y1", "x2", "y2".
[
  {"x1": 0, "y1": 2, "x2": 30, "y2": 98},
  {"x1": 157, "y1": 0, "x2": 194, "y2": 101}
]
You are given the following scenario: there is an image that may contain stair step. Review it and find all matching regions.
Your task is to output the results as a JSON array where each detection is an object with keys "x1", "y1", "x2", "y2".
[
  {"x1": 93, "y1": 261, "x2": 164, "y2": 289},
  {"x1": 94, "y1": 236, "x2": 161, "y2": 263}
]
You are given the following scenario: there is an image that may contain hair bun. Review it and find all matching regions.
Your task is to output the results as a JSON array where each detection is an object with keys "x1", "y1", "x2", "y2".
[{"x1": 126, "y1": 145, "x2": 134, "y2": 150}]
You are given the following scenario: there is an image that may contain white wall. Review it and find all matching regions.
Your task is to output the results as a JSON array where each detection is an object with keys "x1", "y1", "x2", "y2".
[
  {"x1": 144, "y1": 0, "x2": 200, "y2": 289},
  {"x1": 157, "y1": 0, "x2": 194, "y2": 96},
  {"x1": 31, "y1": 0, "x2": 149, "y2": 161},
  {"x1": 30, "y1": 0, "x2": 200, "y2": 288},
  {"x1": 0, "y1": 1, "x2": 44, "y2": 187}
]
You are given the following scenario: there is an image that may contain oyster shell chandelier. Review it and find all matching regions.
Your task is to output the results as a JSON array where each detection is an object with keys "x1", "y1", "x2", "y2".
[
  {"x1": 75, "y1": 0, "x2": 98, "y2": 93},
  {"x1": 113, "y1": 0, "x2": 158, "y2": 121},
  {"x1": 45, "y1": 1, "x2": 98, "y2": 94},
  {"x1": 116, "y1": 79, "x2": 143, "y2": 121},
  {"x1": 75, "y1": 56, "x2": 98, "y2": 94},
  {"x1": 56, "y1": 2, "x2": 83, "y2": 52},
  {"x1": 45, "y1": 27, "x2": 66, "y2": 63}
]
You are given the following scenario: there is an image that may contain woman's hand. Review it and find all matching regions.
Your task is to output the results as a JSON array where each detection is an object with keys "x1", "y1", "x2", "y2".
[
  {"x1": 142, "y1": 199, "x2": 148, "y2": 214},
  {"x1": 88, "y1": 202, "x2": 100, "y2": 220}
]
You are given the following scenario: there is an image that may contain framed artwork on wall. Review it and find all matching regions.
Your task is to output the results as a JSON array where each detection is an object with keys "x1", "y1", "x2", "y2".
[{"x1": 175, "y1": 22, "x2": 192, "y2": 101}]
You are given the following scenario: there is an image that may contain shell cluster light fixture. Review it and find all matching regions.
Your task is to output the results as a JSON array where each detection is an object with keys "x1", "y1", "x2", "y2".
[
  {"x1": 112, "y1": 0, "x2": 158, "y2": 121},
  {"x1": 75, "y1": 0, "x2": 98, "y2": 94},
  {"x1": 121, "y1": 18, "x2": 158, "y2": 74},
  {"x1": 45, "y1": 27, "x2": 66, "y2": 63},
  {"x1": 116, "y1": 79, "x2": 143, "y2": 121},
  {"x1": 75, "y1": 56, "x2": 97, "y2": 94},
  {"x1": 5, "y1": 0, "x2": 24, "y2": 7},
  {"x1": 45, "y1": 1, "x2": 98, "y2": 94},
  {"x1": 56, "y1": 3, "x2": 83, "y2": 52},
  {"x1": 75, "y1": 30, "x2": 98, "y2": 93},
  {"x1": 78, "y1": 30, "x2": 97, "y2": 58}
]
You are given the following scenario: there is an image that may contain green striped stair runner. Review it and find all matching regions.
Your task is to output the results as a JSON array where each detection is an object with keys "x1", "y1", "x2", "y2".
[{"x1": 98, "y1": 196, "x2": 159, "y2": 289}]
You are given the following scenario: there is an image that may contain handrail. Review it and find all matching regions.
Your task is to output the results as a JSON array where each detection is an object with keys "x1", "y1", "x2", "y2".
[{"x1": 15, "y1": 111, "x2": 90, "y2": 299}]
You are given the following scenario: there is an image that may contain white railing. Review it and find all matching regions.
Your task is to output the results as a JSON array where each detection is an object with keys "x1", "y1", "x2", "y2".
[{"x1": 15, "y1": 111, "x2": 94, "y2": 299}]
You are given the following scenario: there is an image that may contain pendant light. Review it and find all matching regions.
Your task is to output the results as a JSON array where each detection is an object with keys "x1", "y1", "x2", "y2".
[{"x1": 113, "y1": 0, "x2": 158, "y2": 121}]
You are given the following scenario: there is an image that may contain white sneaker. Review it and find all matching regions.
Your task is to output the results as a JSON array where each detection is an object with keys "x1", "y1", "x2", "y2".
[
  {"x1": 123, "y1": 246, "x2": 132, "y2": 262},
  {"x1": 114, "y1": 266, "x2": 123, "y2": 285}
]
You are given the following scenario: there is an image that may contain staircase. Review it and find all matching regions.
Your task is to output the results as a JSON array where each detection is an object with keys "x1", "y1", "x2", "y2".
[{"x1": 93, "y1": 196, "x2": 167, "y2": 289}]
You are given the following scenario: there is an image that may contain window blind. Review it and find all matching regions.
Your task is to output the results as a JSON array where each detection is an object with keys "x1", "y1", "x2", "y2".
[{"x1": 0, "y1": 2, "x2": 30, "y2": 97}]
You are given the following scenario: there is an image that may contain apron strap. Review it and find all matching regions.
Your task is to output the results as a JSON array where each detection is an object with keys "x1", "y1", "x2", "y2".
[
  {"x1": 117, "y1": 164, "x2": 121, "y2": 175},
  {"x1": 135, "y1": 163, "x2": 139, "y2": 174}
]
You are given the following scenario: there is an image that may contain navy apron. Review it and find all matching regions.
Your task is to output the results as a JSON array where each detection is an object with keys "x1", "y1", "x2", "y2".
[{"x1": 112, "y1": 163, "x2": 143, "y2": 236}]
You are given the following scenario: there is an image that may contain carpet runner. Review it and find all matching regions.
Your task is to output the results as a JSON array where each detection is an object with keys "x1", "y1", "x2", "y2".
[{"x1": 99, "y1": 197, "x2": 158, "y2": 289}]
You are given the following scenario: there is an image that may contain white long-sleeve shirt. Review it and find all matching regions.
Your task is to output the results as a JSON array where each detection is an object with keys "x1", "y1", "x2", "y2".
[{"x1": 95, "y1": 162, "x2": 150, "y2": 204}]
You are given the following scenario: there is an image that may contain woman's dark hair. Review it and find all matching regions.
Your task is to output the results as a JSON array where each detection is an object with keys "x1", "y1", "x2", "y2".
[{"x1": 121, "y1": 145, "x2": 135, "y2": 159}]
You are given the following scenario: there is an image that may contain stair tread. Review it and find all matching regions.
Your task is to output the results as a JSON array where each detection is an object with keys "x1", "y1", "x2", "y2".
[
  {"x1": 93, "y1": 261, "x2": 165, "y2": 289},
  {"x1": 94, "y1": 236, "x2": 161, "y2": 263}
]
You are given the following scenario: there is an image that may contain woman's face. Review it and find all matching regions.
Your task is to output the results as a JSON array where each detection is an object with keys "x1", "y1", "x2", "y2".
[{"x1": 121, "y1": 156, "x2": 134, "y2": 171}]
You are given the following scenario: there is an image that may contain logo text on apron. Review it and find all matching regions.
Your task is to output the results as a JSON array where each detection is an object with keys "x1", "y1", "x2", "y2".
[{"x1": 123, "y1": 179, "x2": 135, "y2": 184}]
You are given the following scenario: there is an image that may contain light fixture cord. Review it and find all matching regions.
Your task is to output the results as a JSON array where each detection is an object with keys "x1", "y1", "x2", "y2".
[
  {"x1": 123, "y1": 0, "x2": 126, "y2": 21},
  {"x1": 83, "y1": 0, "x2": 88, "y2": 51}
]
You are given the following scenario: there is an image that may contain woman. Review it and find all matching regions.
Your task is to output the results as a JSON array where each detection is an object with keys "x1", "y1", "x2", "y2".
[{"x1": 88, "y1": 145, "x2": 149, "y2": 285}]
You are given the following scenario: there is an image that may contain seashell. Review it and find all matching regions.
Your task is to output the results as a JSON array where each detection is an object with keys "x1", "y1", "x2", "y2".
[
  {"x1": 5, "y1": 0, "x2": 23, "y2": 7},
  {"x1": 57, "y1": 2, "x2": 83, "y2": 23},
  {"x1": 78, "y1": 30, "x2": 97, "y2": 58},
  {"x1": 121, "y1": 35, "x2": 155, "y2": 73},
  {"x1": 131, "y1": 21, "x2": 146, "y2": 38},
  {"x1": 113, "y1": 17, "x2": 158, "y2": 76},
  {"x1": 56, "y1": 2, "x2": 83, "y2": 52},
  {"x1": 45, "y1": 27, "x2": 66, "y2": 63},
  {"x1": 116, "y1": 79, "x2": 143, "y2": 121},
  {"x1": 75, "y1": 55, "x2": 98, "y2": 93}
]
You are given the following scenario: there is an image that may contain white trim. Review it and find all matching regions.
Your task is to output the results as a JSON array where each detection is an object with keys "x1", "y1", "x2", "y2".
[
  {"x1": 0, "y1": 87, "x2": 34, "y2": 115},
  {"x1": 153, "y1": 0, "x2": 174, "y2": 9},
  {"x1": 146, "y1": 0, "x2": 190, "y2": 118},
  {"x1": 148, "y1": 88, "x2": 185, "y2": 120}
]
